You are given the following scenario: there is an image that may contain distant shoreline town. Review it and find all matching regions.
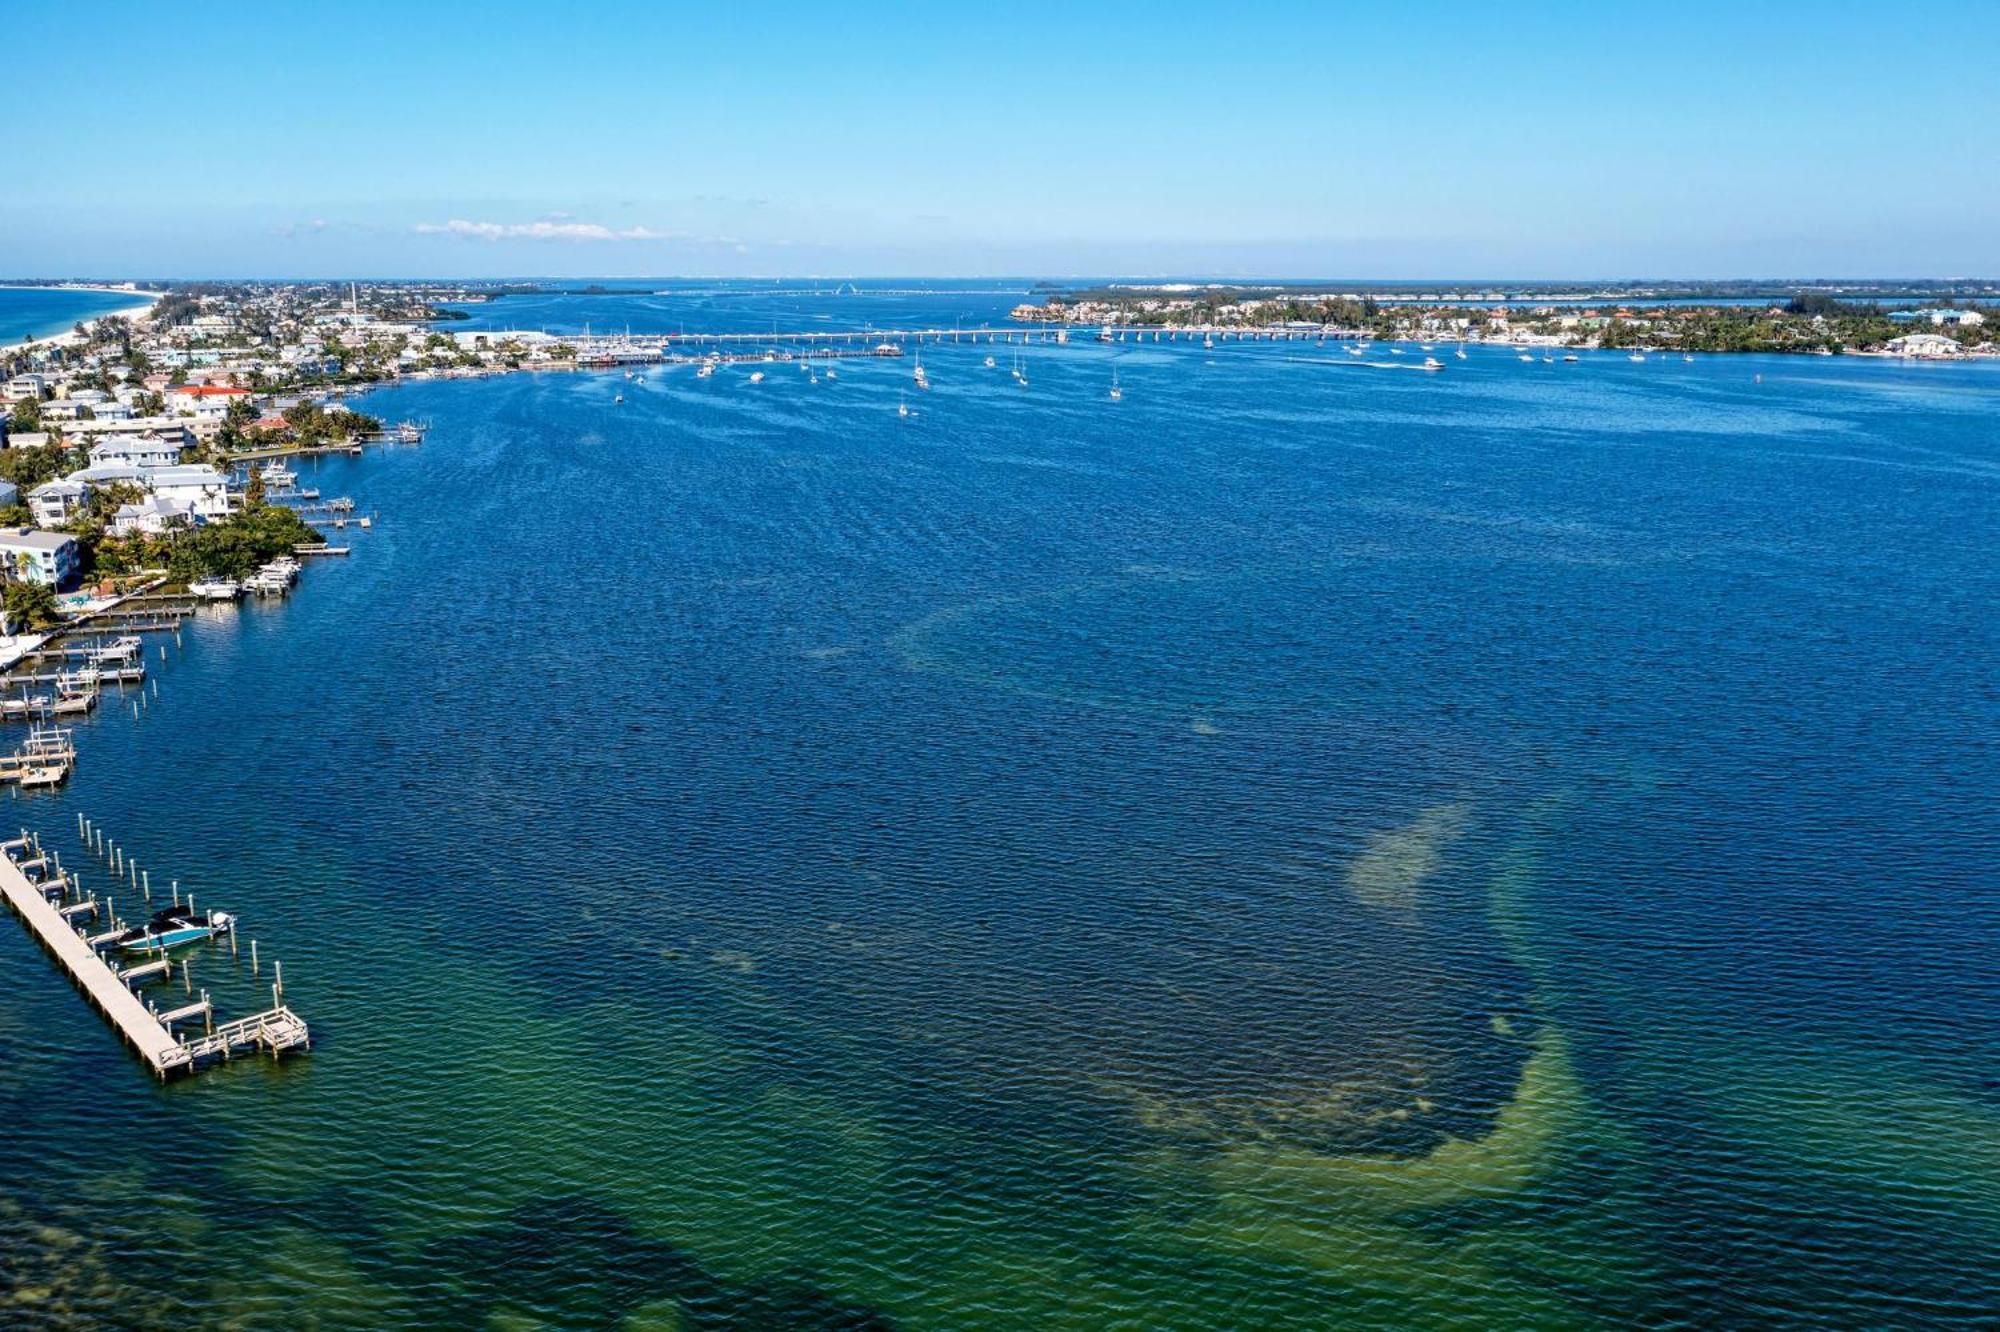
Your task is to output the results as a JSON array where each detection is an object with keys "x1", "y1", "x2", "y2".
[
  {"x1": 0, "y1": 274, "x2": 1993, "y2": 630},
  {"x1": 1010, "y1": 282, "x2": 1997, "y2": 359}
]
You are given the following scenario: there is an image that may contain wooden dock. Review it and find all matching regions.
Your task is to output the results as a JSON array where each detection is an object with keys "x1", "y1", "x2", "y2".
[{"x1": 0, "y1": 829, "x2": 309, "y2": 1078}]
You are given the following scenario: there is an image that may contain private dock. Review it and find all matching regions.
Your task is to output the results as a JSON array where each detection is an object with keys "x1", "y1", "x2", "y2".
[{"x1": 0, "y1": 824, "x2": 309, "y2": 1078}]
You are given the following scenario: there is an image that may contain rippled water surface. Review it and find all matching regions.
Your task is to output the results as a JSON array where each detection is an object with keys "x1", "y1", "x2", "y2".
[
  {"x1": 2, "y1": 290, "x2": 1997, "y2": 1328},
  {"x1": 0, "y1": 286, "x2": 154, "y2": 347}
]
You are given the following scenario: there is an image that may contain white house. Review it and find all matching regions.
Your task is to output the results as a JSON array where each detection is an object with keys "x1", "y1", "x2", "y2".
[
  {"x1": 111, "y1": 495, "x2": 198, "y2": 536},
  {"x1": 0, "y1": 528, "x2": 80, "y2": 587},
  {"x1": 145, "y1": 464, "x2": 233, "y2": 519},
  {"x1": 27, "y1": 480, "x2": 86, "y2": 527},
  {"x1": 3, "y1": 374, "x2": 46, "y2": 402},
  {"x1": 90, "y1": 401, "x2": 136, "y2": 421},
  {"x1": 1885, "y1": 333, "x2": 1962, "y2": 359},
  {"x1": 89, "y1": 437, "x2": 184, "y2": 469}
]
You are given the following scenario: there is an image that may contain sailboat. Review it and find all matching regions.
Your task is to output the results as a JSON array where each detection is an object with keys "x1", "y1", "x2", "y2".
[
  {"x1": 897, "y1": 393, "x2": 910, "y2": 418},
  {"x1": 1109, "y1": 369, "x2": 1122, "y2": 402},
  {"x1": 913, "y1": 349, "x2": 929, "y2": 389},
  {"x1": 983, "y1": 354, "x2": 997, "y2": 368},
  {"x1": 1012, "y1": 355, "x2": 1028, "y2": 387},
  {"x1": 1455, "y1": 344, "x2": 1468, "y2": 360}
]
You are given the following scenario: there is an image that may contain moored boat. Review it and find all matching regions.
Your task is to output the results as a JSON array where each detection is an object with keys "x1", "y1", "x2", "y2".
[{"x1": 112, "y1": 906, "x2": 234, "y2": 955}]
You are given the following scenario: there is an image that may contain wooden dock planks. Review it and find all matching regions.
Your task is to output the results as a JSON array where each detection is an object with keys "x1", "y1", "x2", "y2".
[{"x1": 0, "y1": 850, "x2": 190, "y2": 1077}]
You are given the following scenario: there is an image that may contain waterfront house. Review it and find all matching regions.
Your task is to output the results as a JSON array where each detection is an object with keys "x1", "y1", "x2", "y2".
[
  {"x1": 1884, "y1": 333, "x2": 1962, "y2": 359},
  {"x1": 111, "y1": 495, "x2": 197, "y2": 537},
  {"x1": 0, "y1": 529, "x2": 80, "y2": 588},
  {"x1": 143, "y1": 464, "x2": 233, "y2": 519},
  {"x1": 3, "y1": 375, "x2": 47, "y2": 402}
]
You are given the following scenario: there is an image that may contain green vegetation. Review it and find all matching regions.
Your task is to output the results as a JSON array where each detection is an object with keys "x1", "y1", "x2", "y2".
[
  {"x1": 92, "y1": 500, "x2": 316, "y2": 581},
  {"x1": 0, "y1": 441, "x2": 78, "y2": 491},
  {"x1": 2, "y1": 579, "x2": 60, "y2": 630}
]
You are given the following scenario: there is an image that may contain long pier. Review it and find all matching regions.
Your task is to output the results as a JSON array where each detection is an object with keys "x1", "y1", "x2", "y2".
[{"x1": 0, "y1": 827, "x2": 309, "y2": 1078}]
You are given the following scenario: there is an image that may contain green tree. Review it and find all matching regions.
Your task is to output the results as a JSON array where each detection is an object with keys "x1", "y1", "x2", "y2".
[{"x1": 3, "y1": 578, "x2": 60, "y2": 630}]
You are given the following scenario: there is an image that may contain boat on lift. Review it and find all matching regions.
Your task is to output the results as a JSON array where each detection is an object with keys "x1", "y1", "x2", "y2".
[{"x1": 112, "y1": 905, "x2": 234, "y2": 956}]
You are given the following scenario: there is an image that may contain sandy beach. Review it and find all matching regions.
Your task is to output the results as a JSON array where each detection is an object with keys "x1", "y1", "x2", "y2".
[{"x1": 0, "y1": 285, "x2": 162, "y2": 353}]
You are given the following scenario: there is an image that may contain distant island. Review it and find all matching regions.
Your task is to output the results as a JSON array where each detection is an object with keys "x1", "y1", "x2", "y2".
[{"x1": 1011, "y1": 280, "x2": 1997, "y2": 357}]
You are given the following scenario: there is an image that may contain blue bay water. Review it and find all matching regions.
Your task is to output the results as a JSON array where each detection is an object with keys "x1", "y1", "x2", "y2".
[
  {"x1": 0, "y1": 286, "x2": 154, "y2": 347},
  {"x1": 0, "y1": 287, "x2": 1996, "y2": 1327}
]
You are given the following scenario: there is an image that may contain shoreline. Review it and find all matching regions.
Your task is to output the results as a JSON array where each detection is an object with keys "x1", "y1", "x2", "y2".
[{"x1": 0, "y1": 287, "x2": 162, "y2": 353}]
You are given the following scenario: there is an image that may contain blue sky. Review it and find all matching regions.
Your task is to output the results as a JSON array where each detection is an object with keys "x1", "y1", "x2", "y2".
[{"x1": 6, "y1": 1, "x2": 1996, "y2": 279}]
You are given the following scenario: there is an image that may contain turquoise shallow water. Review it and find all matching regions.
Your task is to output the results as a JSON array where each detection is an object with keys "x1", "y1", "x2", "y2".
[
  {"x1": 1, "y1": 290, "x2": 1997, "y2": 1327},
  {"x1": 0, "y1": 287, "x2": 153, "y2": 347}
]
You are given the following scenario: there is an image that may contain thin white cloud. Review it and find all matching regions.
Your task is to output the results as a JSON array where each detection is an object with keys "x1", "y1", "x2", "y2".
[
  {"x1": 413, "y1": 218, "x2": 667, "y2": 243},
  {"x1": 270, "y1": 218, "x2": 329, "y2": 238}
]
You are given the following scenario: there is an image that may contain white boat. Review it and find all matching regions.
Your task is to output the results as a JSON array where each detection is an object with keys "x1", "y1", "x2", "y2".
[
  {"x1": 1109, "y1": 369, "x2": 1123, "y2": 402},
  {"x1": 1518, "y1": 352, "x2": 1535, "y2": 362},
  {"x1": 260, "y1": 463, "x2": 297, "y2": 488},
  {"x1": 1563, "y1": 352, "x2": 1579, "y2": 362},
  {"x1": 913, "y1": 351, "x2": 929, "y2": 389},
  {"x1": 614, "y1": 394, "x2": 624, "y2": 403},
  {"x1": 1455, "y1": 345, "x2": 1468, "y2": 360},
  {"x1": 1682, "y1": 353, "x2": 1694, "y2": 363},
  {"x1": 1390, "y1": 347, "x2": 1405, "y2": 355},
  {"x1": 897, "y1": 393, "x2": 910, "y2": 419},
  {"x1": 1346, "y1": 344, "x2": 1364, "y2": 356},
  {"x1": 696, "y1": 362, "x2": 715, "y2": 379},
  {"x1": 1420, "y1": 357, "x2": 1445, "y2": 372},
  {"x1": 748, "y1": 371, "x2": 765, "y2": 384},
  {"x1": 188, "y1": 576, "x2": 240, "y2": 601},
  {"x1": 1628, "y1": 352, "x2": 1647, "y2": 363},
  {"x1": 824, "y1": 367, "x2": 837, "y2": 380},
  {"x1": 1202, "y1": 334, "x2": 1215, "y2": 350},
  {"x1": 983, "y1": 355, "x2": 997, "y2": 368}
]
